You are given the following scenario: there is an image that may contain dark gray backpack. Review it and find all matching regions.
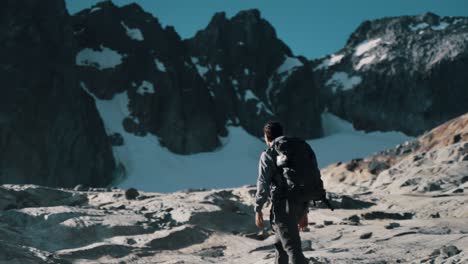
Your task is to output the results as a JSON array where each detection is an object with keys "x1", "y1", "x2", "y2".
[{"x1": 273, "y1": 137, "x2": 327, "y2": 203}]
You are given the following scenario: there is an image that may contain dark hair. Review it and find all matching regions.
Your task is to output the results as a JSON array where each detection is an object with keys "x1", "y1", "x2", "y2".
[{"x1": 263, "y1": 121, "x2": 283, "y2": 142}]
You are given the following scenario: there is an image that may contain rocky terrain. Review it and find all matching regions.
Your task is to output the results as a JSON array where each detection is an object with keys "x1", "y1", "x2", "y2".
[
  {"x1": 313, "y1": 12, "x2": 468, "y2": 136},
  {"x1": 1, "y1": 114, "x2": 466, "y2": 264}
]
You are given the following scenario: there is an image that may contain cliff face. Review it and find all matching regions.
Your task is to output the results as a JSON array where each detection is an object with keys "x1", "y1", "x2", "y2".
[
  {"x1": 186, "y1": 10, "x2": 323, "y2": 139},
  {"x1": 313, "y1": 12, "x2": 468, "y2": 136},
  {"x1": 72, "y1": 2, "x2": 221, "y2": 154},
  {"x1": 1, "y1": 0, "x2": 467, "y2": 188},
  {"x1": 72, "y1": 3, "x2": 324, "y2": 156},
  {"x1": 0, "y1": 0, "x2": 116, "y2": 187}
]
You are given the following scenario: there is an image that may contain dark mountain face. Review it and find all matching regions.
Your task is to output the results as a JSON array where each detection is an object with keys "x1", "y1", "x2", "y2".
[
  {"x1": 186, "y1": 10, "x2": 323, "y2": 139},
  {"x1": 0, "y1": 0, "x2": 116, "y2": 187},
  {"x1": 72, "y1": 1, "x2": 222, "y2": 154},
  {"x1": 1, "y1": 0, "x2": 466, "y2": 188},
  {"x1": 72, "y1": 3, "x2": 324, "y2": 156},
  {"x1": 313, "y1": 12, "x2": 468, "y2": 136}
]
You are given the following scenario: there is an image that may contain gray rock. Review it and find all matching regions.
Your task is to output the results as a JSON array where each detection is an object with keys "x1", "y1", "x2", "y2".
[
  {"x1": 334, "y1": 195, "x2": 376, "y2": 209},
  {"x1": 439, "y1": 245, "x2": 461, "y2": 258},
  {"x1": 384, "y1": 222, "x2": 400, "y2": 229},
  {"x1": 345, "y1": 159, "x2": 363, "y2": 172},
  {"x1": 368, "y1": 160, "x2": 390, "y2": 175},
  {"x1": 360, "y1": 232, "x2": 373, "y2": 239},
  {"x1": 301, "y1": 240, "x2": 313, "y2": 251},
  {"x1": 341, "y1": 214, "x2": 361, "y2": 225},
  {"x1": 125, "y1": 188, "x2": 140, "y2": 200},
  {"x1": 361, "y1": 211, "x2": 413, "y2": 220},
  {"x1": 0, "y1": 185, "x2": 87, "y2": 210},
  {"x1": 109, "y1": 133, "x2": 124, "y2": 146}
]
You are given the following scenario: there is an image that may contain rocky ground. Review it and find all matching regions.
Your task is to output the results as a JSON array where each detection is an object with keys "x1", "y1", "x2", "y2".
[{"x1": 0, "y1": 114, "x2": 466, "y2": 264}]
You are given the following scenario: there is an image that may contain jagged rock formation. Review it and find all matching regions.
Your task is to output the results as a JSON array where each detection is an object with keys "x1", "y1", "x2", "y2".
[
  {"x1": 314, "y1": 12, "x2": 468, "y2": 136},
  {"x1": 0, "y1": 0, "x2": 116, "y2": 187},
  {"x1": 186, "y1": 10, "x2": 323, "y2": 138},
  {"x1": 0, "y1": 113, "x2": 466, "y2": 263},
  {"x1": 72, "y1": 1, "x2": 221, "y2": 154},
  {"x1": 72, "y1": 2, "x2": 323, "y2": 156}
]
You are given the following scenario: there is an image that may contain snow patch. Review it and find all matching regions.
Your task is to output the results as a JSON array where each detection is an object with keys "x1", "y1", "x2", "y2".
[
  {"x1": 316, "y1": 112, "x2": 412, "y2": 165},
  {"x1": 190, "y1": 57, "x2": 199, "y2": 64},
  {"x1": 244, "y1": 90, "x2": 259, "y2": 101},
  {"x1": 355, "y1": 38, "x2": 381, "y2": 56},
  {"x1": 120, "y1": 21, "x2": 144, "y2": 41},
  {"x1": 326, "y1": 72, "x2": 362, "y2": 93},
  {"x1": 190, "y1": 57, "x2": 209, "y2": 77},
  {"x1": 244, "y1": 68, "x2": 250, "y2": 75},
  {"x1": 244, "y1": 90, "x2": 273, "y2": 115},
  {"x1": 238, "y1": 41, "x2": 245, "y2": 46},
  {"x1": 431, "y1": 22, "x2": 449, "y2": 31},
  {"x1": 136, "y1": 81, "x2": 155, "y2": 95},
  {"x1": 114, "y1": 110, "x2": 410, "y2": 192},
  {"x1": 80, "y1": 82, "x2": 138, "y2": 175},
  {"x1": 265, "y1": 77, "x2": 275, "y2": 107},
  {"x1": 154, "y1": 58, "x2": 166, "y2": 72},
  {"x1": 314, "y1": 54, "x2": 344, "y2": 70},
  {"x1": 355, "y1": 54, "x2": 376, "y2": 70},
  {"x1": 276, "y1": 56, "x2": 303, "y2": 74},
  {"x1": 215, "y1": 64, "x2": 222, "y2": 72},
  {"x1": 80, "y1": 85, "x2": 412, "y2": 193},
  {"x1": 409, "y1": 22, "x2": 429, "y2": 31},
  {"x1": 76, "y1": 45, "x2": 125, "y2": 70},
  {"x1": 90, "y1": 7, "x2": 101, "y2": 13}
]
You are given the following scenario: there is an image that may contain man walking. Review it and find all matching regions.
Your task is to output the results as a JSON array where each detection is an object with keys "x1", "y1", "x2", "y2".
[{"x1": 254, "y1": 121, "x2": 310, "y2": 264}]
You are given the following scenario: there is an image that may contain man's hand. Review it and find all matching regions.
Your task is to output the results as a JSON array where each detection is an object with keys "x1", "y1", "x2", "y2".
[
  {"x1": 298, "y1": 213, "x2": 308, "y2": 231},
  {"x1": 255, "y1": 212, "x2": 264, "y2": 228}
]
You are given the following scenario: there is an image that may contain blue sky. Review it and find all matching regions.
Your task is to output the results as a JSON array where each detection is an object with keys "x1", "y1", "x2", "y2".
[{"x1": 65, "y1": 0, "x2": 468, "y2": 59}]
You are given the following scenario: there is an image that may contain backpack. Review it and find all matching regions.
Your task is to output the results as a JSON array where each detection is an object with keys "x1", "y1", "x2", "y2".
[{"x1": 272, "y1": 136, "x2": 327, "y2": 203}]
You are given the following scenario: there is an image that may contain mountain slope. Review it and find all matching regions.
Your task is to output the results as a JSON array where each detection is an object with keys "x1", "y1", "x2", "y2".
[
  {"x1": 314, "y1": 12, "x2": 468, "y2": 136},
  {"x1": 322, "y1": 113, "x2": 468, "y2": 195},
  {"x1": 186, "y1": 10, "x2": 323, "y2": 139},
  {"x1": 72, "y1": 1, "x2": 221, "y2": 155},
  {"x1": 73, "y1": 3, "x2": 324, "y2": 157}
]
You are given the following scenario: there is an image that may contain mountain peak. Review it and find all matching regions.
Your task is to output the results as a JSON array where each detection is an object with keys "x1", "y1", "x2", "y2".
[
  {"x1": 232, "y1": 8, "x2": 261, "y2": 20},
  {"x1": 420, "y1": 11, "x2": 440, "y2": 25}
]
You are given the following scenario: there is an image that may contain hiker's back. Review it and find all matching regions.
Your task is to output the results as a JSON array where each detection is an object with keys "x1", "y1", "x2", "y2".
[{"x1": 273, "y1": 136, "x2": 326, "y2": 202}]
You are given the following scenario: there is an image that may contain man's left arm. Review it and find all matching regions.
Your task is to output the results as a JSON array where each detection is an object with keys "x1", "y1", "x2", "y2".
[{"x1": 254, "y1": 151, "x2": 273, "y2": 213}]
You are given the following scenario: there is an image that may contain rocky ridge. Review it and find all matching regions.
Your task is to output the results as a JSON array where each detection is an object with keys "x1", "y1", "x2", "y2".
[
  {"x1": 314, "y1": 12, "x2": 468, "y2": 136},
  {"x1": 72, "y1": 2, "x2": 323, "y2": 156}
]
